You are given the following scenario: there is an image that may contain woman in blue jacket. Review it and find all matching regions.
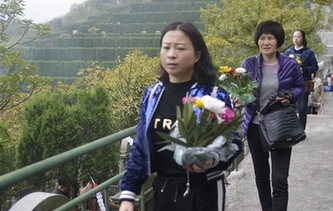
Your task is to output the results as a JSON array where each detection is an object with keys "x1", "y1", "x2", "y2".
[
  {"x1": 118, "y1": 21, "x2": 242, "y2": 211},
  {"x1": 239, "y1": 21, "x2": 304, "y2": 211},
  {"x1": 284, "y1": 29, "x2": 318, "y2": 129}
]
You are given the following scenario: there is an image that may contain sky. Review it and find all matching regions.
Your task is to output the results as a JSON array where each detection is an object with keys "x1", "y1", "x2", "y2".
[{"x1": 23, "y1": 0, "x2": 86, "y2": 23}]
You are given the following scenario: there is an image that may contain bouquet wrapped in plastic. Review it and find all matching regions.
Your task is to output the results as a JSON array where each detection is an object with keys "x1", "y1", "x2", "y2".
[
  {"x1": 217, "y1": 66, "x2": 258, "y2": 105},
  {"x1": 173, "y1": 135, "x2": 239, "y2": 169},
  {"x1": 157, "y1": 95, "x2": 242, "y2": 169}
]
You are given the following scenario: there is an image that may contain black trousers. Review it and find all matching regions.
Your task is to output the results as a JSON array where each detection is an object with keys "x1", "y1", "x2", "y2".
[
  {"x1": 247, "y1": 123, "x2": 292, "y2": 211},
  {"x1": 307, "y1": 106, "x2": 318, "y2": 114},
  {"x1": 152, "y1": 175, "x2": 225, "y2": 211}
]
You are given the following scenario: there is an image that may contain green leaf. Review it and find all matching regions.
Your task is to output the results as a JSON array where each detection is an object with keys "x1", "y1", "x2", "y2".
[
  {"x1": 176, "y1": 106, "x2": 186, "y2": 138},
  {"x1": 185, "y1": 110, "x2": 198, "y2": 146},
  {"x1": 183, "y1": 96, "x2": 194, "y2": 131},
  {"x1": 155, "y1": 131, "x2": 188, "y2": 147}
]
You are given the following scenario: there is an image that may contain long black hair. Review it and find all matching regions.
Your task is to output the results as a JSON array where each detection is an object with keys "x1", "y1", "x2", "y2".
[{"x1": 157, "y1": 21, "x2": 217, "y2": 84}]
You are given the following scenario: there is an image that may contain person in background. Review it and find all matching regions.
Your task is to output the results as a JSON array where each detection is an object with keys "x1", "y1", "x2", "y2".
[
  {"x1": 118, "y1": 21, "x2": 242, "y2": 211},
  {"x1": 308, "y1": 72, "x2": 323, "y2": 114},
  {"x1": 78, "y1": 181, "x2": 119, "y2": 211},
  {"x1": 79, "y1": 182, "x2": 98, "y2": 211},
  {"x1": 51, "y1": 176, "x2": 71, "y2": 199},
  {"x1": 238, "y1": 20, "x2": 304, "y2": 211},
  {"x1": 284, "y1": 29, "x2": 318, "y2": 129}
]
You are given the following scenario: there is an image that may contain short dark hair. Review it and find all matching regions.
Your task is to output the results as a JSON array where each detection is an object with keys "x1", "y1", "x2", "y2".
[
  {"x1": 254, "y1": 20, "x2": 285, "y2": 49},
  {"x1": 58, "y1": 176, "x2": 69, "y2": 186},
  {"x1": 158, "y1": 21, "x2": 217, "y2": 84},
  {"x1": 293, "y1": 29, "x2": 307, "y2": 47}
]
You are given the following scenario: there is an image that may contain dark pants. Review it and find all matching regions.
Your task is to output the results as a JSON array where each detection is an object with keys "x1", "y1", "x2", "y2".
[
  {"x1": 247, "y1": 123, "x2": 292, "y2": 211},
  {"x1": 297, "y1": 93, "x2": 309, "y2": 129},
  {"x1": 152, "y1": 175, "x2": 225, "y2": 211},
  {"x1": 308, "y1": 106, "x2": 318, "y2": 114}
]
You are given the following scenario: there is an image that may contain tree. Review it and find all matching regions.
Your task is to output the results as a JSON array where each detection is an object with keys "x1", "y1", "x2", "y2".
[
  {"x1": 0, "y1": 0, "x2": 51, "y2": 112},
  {"x1": 0, "y1": 1, "x2": 50, "y2": 207},
  {"x1": 16, "y1": 86, "x2": 118, "y2": 198},
  {"x1": 62, "y1": 49, "x2": 160, "y2": 131},
  {"x1": 49, "y1": 0, "x2": 148, "y2": 31},
  {"x1": 200, "y1": 0, "x2": 332, "y2": 67},
  {"x1": 0, "y1": 125, "x2": 16, "y2": 210}
]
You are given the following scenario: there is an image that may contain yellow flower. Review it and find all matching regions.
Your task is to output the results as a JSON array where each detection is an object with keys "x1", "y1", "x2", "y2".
[
  {"x1": 193, "y1": 98, "x2": 204, "y2": 109},
  {"x1": 295, "y1": 58, "x2": 302, "y2": 65},
  {"x1": 219, "y1": 65, "x2": 232, "y2": 73}
]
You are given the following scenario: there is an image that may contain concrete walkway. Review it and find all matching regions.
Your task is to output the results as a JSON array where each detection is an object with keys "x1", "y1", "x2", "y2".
[{"x1": 225, "y1": 92, "x2": 333, "y2": 211}]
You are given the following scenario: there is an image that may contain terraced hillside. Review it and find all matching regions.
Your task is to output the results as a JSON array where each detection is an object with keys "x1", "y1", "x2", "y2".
[{"x1": 15, "y1": 0, "x2": 222, "y2": 85}]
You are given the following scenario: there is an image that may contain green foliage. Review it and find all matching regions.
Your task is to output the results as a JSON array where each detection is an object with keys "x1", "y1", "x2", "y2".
[
  {"x1": 110, "y1": 11, "x2": 202, "y2": 24},
  {"x1": 0, "y1": 0, "x2": 51, "y2": 112},
  {"x1": 201, "y1": 0, "x2": 331, "y2": 67},
  {"x1": 0, "y1": 124, "x2": 15, "y2": 207},
  {"x1": 130, "y1": 2, "x2": 192, "y2": 12},
  {"x1": 0, "y1": 1, "x2": 51, "y2": 201},
  {"x1": 49, "y1": 0, "x2": 140, "y2": 28},
  {"x1": 64, "y1": 49, "x2": 160, "y2": 130},
  {"x1": 16, "y1": 86, "x2": 118, "y2": 197}
]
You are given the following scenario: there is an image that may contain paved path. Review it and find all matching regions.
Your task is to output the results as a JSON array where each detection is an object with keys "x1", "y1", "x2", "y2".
[{"x1": 225, "y1": 92, "x2": 333, "y2": 211}]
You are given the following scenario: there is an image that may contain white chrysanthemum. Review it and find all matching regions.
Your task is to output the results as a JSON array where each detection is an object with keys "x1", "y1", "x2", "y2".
[
  {"x1": 201, "y1": 95, "x2": 226, "y2": 114},
  {"x1": 235, "y1": 67, "x2": 246, "y2": 74},
  {"x1": 218, "y1": 74, "x2": 227, "y2": 81}
]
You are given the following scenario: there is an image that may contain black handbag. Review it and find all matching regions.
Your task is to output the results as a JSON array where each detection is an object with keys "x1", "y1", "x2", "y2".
[
  {"x1": 254, "y1": 57, "x2": 306, "y2": 151},
  {"x1": 258, "y1": 100, "x2": 306, "y2": 151}
]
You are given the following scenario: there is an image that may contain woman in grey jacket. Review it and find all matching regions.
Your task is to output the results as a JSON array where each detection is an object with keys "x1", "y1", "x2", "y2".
[
  {"x1": 119, "y1": 21, "x2": 242, "y2": 211},
  {"x1": 239, "y1": 21, "x2": 305, "y2": 211}
]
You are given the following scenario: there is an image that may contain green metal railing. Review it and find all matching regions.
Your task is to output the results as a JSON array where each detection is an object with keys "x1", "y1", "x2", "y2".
[
  {"x1": 0, "y1": 124, "x2": 245, "y2": 211},
  {"x1": 0, "y1": 126, "x2": 136, "y2": 211},
  {"x1": 55, "y1": 172, "x2": 125, "y2": 211}
]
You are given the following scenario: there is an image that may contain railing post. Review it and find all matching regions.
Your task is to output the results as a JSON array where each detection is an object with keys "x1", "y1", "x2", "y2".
[{"x1": 119, "y1": 137, "x2": 131, "y2": 173}]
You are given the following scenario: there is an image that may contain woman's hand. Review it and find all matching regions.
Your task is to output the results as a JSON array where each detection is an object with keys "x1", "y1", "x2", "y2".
[
  {"x1": 276, "y1": 96, "x2": 290, "y2": 106},
  {"x1": 119, "y1": 201, "x2": 134, "y2": 211},
  {"x1": 234, "y1": 98, "x2": 245, "y2": 109},
  {"x1": 186, "y1": 159, "x2": 213, "y2": 173}
]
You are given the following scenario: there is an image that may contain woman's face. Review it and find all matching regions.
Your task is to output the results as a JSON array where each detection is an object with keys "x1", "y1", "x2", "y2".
[
  {"x1": 293, "y1": 31, "x2": 303, "y2": 48},
  {"x1": 258, "y1": 33, "x2": 278, "y2": 57},
  {"x1": 160, "y1": 30, "x2": 200, "y2": 83}
]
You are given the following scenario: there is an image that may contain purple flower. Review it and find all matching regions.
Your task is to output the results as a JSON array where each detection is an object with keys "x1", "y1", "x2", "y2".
[{"x1": 219, "y1": 107, "x2": 235, "y2": 124}]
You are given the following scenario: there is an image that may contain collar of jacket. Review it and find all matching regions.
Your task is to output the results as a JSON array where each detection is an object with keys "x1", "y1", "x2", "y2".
[{"x1": 144, "y1": 81, "x2": 208, "y2": 130}]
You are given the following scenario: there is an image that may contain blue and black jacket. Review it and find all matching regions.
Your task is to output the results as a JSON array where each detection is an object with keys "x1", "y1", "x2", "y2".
[{"x1": 119, "y1": 81, "x2": 242, "y2": 202}]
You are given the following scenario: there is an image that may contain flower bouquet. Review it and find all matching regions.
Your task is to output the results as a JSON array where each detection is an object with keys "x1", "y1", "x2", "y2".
[
  {"x1": 217, "y1": 66, "x2": 258, "y2": 106},
  {"x1": 156, "y1": 95, "x2": 242, "y2": 169},
  {"x1": 289, "y1": 54, "x2": 302, "y2": 66}
]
